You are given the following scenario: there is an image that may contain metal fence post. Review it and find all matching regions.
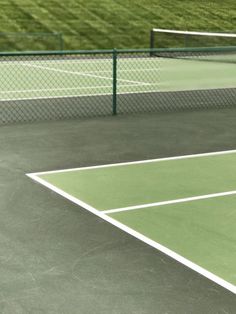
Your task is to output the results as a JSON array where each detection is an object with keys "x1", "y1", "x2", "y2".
[{"x1": 112, "y1": 48, "x2": 117, "y2": 115}]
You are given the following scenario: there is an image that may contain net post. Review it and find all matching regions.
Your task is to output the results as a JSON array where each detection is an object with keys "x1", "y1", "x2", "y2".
[
  {"x1": 150, "y1": 29, "x2": 154, "y2": 56},
  {"x1": 112, "y1": 48, "x2": 117, "y2": 115}
]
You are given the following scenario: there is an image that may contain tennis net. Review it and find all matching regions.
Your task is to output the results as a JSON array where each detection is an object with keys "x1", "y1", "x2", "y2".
[
  {"x1": 150, "y1": 46, "x2": 236, "y2": 64},
  {"x1": 150, "y1": 28, "x2": 236, "y2": 50}
]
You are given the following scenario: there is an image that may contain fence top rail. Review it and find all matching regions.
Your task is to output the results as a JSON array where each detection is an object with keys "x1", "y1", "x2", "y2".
[{"x1": 1, "y1": 46, "x2": 236, "y2": 57}]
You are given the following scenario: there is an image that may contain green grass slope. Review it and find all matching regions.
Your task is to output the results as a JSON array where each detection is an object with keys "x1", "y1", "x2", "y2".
[{"x1": 1, "y1": 0, "x2": 236, "y2": 51}]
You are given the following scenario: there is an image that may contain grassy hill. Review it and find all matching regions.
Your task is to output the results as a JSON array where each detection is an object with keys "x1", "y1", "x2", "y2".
[{"x1": 1, "y1": 0, "x2": 236, "y2": 51}]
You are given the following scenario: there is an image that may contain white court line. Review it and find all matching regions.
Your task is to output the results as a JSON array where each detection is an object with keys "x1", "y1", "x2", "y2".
[
  {"x1": 0, "y1": 93, "x2": 110, "y2": 102},
  {"x1": 102, "y1": 190, "x2": 236, "y2": 214},
  {"x1": 26, "y1": 170, "x2": 236, "y2": 295},
  {"x1": 69, "y1": 68, "x2": 159, "y2": 74},
  {"x1": 1, "y1": 62, "x2": 159, "y2": 73},
  {"x1": 0, "y1": 87, "x2": 161, "y2": 102},
  {"x1": 0, "y1": 59, "x2": 113, "y2": 65},
  {"x1": 0, "y1": 83, "x2": 147, "y2": 94},
  {"x1": 0, "y1": 86, "x2": 110, "y2": 94},
  {"x1": 0, "y1": 58, "x2": 161, "y2": 65},
  {"x1": 29, "y1": 149, "x2": 236, "y2": 176},
  {"x1": 20, "y1": 63, "x2": 151, "y2": 85}
]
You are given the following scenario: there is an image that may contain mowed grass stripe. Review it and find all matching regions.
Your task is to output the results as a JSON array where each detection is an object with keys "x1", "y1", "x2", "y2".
[{"x1": 1, "y1": 1, "x2": 236, "y2": 50}]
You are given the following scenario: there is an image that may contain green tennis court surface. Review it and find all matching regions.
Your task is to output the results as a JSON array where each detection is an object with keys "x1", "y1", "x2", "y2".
[
  {"x1": 2, "y1": 55, "x2": 236, "y2": 101},
  {"x1": 28, "y1": 150, "x2": 236, "y2": 295}
]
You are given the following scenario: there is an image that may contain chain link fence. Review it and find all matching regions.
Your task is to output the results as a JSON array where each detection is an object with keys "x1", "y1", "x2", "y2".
[{"x1": 1, "y1": 47, "x2": 236, "y2": 125}]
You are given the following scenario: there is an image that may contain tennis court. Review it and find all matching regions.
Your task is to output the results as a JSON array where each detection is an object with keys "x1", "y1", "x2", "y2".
[{"x1": 28, "y1": 149, "x2": 236, "y2": 294}]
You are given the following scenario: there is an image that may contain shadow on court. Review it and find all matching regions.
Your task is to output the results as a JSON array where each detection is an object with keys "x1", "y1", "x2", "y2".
[{"x1": 0, "y1": 108, "x2": 236, "y2": 313}]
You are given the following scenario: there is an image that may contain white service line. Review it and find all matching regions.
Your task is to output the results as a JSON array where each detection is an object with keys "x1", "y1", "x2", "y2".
[
  {"x1": 102, "y1": 190, "x2": 236, "y2": 214},
  {"x1": 26, "y1": 171, "x2": 236, "y2": 295},
  {"x1": 20, "y1": 62, "x2": 151, "y2": 85}
]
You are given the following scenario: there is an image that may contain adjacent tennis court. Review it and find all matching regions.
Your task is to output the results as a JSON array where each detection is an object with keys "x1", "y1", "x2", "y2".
[
  {"x1": 2, "y1": 47, "x2": 236, "y2": 126},
  {"x1": 28, "y1": 149, "x2": 236, "y2": 295},
  {"x1": 1, "y1": 52, "x2": 236, "y2": 101}
]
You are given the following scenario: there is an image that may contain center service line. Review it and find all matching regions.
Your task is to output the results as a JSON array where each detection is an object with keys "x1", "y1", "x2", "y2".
[{"x1": 102, "y1": 190, "x2": 236, "y2": 214}]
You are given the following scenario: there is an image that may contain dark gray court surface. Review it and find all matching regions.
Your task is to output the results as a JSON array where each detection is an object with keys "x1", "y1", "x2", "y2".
[{"x1": 1, "y1": 109, "x2": 236, "y2": 313}]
